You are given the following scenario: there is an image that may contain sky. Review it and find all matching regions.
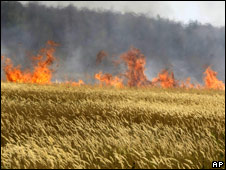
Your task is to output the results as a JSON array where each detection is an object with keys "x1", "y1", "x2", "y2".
[{"x1": 19, "y1": 1, "x2": 225, "y2": 27}]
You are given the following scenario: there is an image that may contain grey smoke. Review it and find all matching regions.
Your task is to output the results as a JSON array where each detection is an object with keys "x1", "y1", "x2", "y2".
[{"x1": 1, "y1": 1, "x2": 225, "y2": 84}]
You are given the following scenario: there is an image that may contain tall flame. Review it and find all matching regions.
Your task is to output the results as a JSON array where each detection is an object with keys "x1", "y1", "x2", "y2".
[
  {"x1": 2, "y1": 40, "x2": 58, "y2": 84},
  {"x1": 203, "y1": 66, "x2": 225, "y2": 90},
  {"x1": 120, "y1": 47, "x2": 150, "y2": 87}
]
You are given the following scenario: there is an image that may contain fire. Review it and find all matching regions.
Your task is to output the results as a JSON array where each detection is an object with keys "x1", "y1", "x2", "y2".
[
  {"x1": 152, "y1": 69, "x2": 178, "y2": 88},
  {"x1": 95, "y1": 72, "x2": 123, "y2": 88},
  {"x1": 2, "y1": 57, "x2": 32, "y2": 83},
  {"x1": 31, "y1": 41, "x2": 59, "y2": 84},
  {"x1": 180, "y1": 77, "x2": 195, "y2": 89},
  {"x1": 1, "y1": 42, "x2": 225, "y2": 91},
  {"x1": 2, "y1": 40, "x2": 58, "y2": 84},
  {"x1": 55, "y1": 79, "x2": 85, "y2": 87},
  {"x1": 68, "y1": 80, "x2": 85, "y2": 86},
  {"x1": 120, "y1": 47, "x2": 150, "y2": 87},
  {"x1": 203, "y1": 66, "x2": 225, "y2": 90}
]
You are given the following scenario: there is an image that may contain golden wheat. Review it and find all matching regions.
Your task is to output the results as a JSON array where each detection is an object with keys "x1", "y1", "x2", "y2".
[{"x1": 1, "y1": 82, "x2": 225, "y2": 169}]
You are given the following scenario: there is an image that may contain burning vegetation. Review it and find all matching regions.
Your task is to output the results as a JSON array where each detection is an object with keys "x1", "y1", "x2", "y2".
[
  {"x1": 151, "y1": 69, "x2": 178, "y2": 88},
  {"x1": 2, "y1": 41, "x2": 58, "y2": 84},
  {"x1": 120, "y1": 47, "x2": 150, "y2": 87},
  {"x1": 1, "y1": 41, "x2": 225, "y2": 90},
  {"x1": 95, "y1": 72, "x2": 123, "y2": 88},
  {"x1": 204, "y1": 66, "x2": 225, "y2": 90}
]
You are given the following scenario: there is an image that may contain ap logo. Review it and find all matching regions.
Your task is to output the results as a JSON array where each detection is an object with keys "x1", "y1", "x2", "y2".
[{"x1": 212, "y1": 161, "x2": 224, "y2": 168}]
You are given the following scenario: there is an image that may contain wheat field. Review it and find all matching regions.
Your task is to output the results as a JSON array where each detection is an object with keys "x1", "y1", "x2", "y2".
[{"x1": 1, "y1": 82, "x2": 225, "y2": 169}]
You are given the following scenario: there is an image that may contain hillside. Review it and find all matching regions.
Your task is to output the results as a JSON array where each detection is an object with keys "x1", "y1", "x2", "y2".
[{"x1": 1, "y1": 1, "x2": 225, "y2": 82}]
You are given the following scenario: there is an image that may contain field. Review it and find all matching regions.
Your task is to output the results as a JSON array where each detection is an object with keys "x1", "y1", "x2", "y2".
[{"x1": 1, "y1": 82, "x2": 225, "y2": 169}]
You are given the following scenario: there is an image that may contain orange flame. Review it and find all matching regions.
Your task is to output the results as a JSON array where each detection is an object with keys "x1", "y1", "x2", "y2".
[
  {"x1": 152, "y1": 69, "x2": 178, "y2": 88},
  {"x1": 69, "y1": 80, "x2": 85, "y2": 86},
  {"x1": 180, "y1": 77, "x2": 195, "y2": 89},
  {"x1": 2, "y1": 40, "x2": 58, "y2": 84},
  {"x1": 120, "y1": 47, "x2": 150, "y2": 87},
  {"x1": 55, "y1": 79, "x2": 85, "y2": 86},
  {"x1": 3, "y1": 57, "x2": 32, "y2": 83},
  {"x1": 203, "y1": 66, "x2": 225, "y2": 90},
  {"x1": 95, "y1": 72, "x2": 123, "y2": 88},
  {"x1": 2, "y1": 43, "x2": 225, "y2": 91}
]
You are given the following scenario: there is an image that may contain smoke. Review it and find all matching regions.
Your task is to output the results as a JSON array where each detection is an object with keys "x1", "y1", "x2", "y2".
[
  {"x1": 1, "y1": 1, "x2": 225, "y2": 83},
  {"x1": 195, "y1": 1, "x2": 225, "y2": 26}
]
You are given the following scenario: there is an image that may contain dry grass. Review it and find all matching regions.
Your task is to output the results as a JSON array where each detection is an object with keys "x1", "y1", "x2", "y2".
[{"x1": 1, "y1": 82, "x2": 225, "y2": 169}]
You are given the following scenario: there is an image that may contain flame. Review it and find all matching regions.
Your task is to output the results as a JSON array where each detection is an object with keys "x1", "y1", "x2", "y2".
[
  {"x1": 95, "y1": 72, "x2": 123, "y2": 88},
  {"x1": 31, "y1": 40, "x2": 59, "y2": 84},
  {"x1": 2, "y1": 40, "x2": 58, "y2": 84},
  {"x1": 2, "y1": 43, "x2": 225, "y2": 91},
  {"x1": 120, "y1": 47, "x2": 150, "y2": 87},
  {"x1": 2, "y1": 57, "x2": 32, "y2": 83},
  {"x1": 152, "y1": 69, "x2": 178, "y2": 88},
  {"x1": 55, "y1": 79, "x2": 85, "y2": 86},
  {"x1": 203, "y1": 66, "x2": 225, "y2": 90},
  {"x1": 180, "y1": 77, "x2": 195, "y2": 89},
  {"x1": 70, "y1": 80, "x2": 85, "y2": 86}
]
